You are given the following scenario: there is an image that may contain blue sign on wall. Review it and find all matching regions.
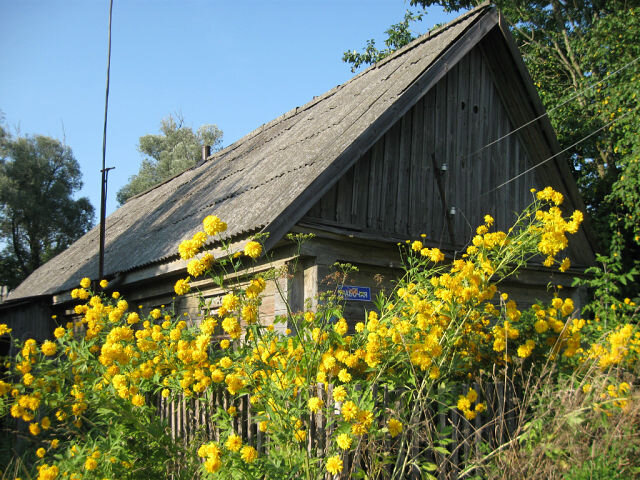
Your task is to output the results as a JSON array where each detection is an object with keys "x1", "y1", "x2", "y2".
[{"x1": 339, "y1": 285, "x2": 371, "y2": 302}]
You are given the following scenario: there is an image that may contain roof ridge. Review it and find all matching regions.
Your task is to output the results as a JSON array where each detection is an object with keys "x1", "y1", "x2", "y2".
[{"x1": 368, "y1": 2, "x2": 492, "y2": 70}]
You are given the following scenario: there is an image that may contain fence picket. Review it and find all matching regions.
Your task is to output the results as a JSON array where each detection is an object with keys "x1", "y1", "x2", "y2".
[{"x1": 155, "y1": 381, "x2": 520, "y2": 478}]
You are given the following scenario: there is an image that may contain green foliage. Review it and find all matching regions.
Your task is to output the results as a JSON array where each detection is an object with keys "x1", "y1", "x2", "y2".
[
  {"x1": 342, "y1": 10, "x2": 425, "y2": 72},
  {"x1": 0, "y1": 126, "x2": 94, "y2": 289},
  {"x1": 116, "y1": 114, "x2": 223, "y2": 204},
  {"x1": 573, "y1": 253, "x2": 639, "y2": 330},
  {"x1": 5, "y1": 190, "x2": 639, "y2": 479}
]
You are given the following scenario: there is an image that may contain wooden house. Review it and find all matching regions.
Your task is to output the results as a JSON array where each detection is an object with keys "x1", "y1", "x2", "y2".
[{"x1": 1, "y1": 5, "x2": 596, "y2": 341}]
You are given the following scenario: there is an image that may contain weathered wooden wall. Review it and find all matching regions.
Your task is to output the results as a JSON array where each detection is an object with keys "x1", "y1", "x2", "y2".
[
  {"x1": 0, "y1": 299, "x2": 53, "y2": 354},
  {"x1": 302, "y1": 42, "x2": 592, "y2": 267},
  {"x1": 304, "y1": 45, "x2": 536, "y2": 247}
]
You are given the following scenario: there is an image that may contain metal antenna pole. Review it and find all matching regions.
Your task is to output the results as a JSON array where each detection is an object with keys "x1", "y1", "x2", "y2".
[{"x1": 99, "y1": 0, "x2": 114, "y2": 281}]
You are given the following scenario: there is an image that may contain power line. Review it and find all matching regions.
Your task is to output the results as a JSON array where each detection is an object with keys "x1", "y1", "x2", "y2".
[
  {"x1": 481, "y1": 104, "x2": 639, "y2": 197},
  {"x1": 463, "y1": 53, "x2": 640, "y2": 164}
]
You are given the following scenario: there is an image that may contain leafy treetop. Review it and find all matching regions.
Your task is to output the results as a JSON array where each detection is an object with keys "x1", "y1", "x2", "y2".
[
  {"x1": 116, "y1": 114, "x2": 223, "y2": 205},
  {"x1": 0, "y1": 125, "x2": 94, "y2": 290}
]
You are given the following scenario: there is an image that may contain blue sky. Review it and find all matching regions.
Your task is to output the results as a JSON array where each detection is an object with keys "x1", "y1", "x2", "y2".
[{"x1": 0, "y1": 0, "x2": 456, "y2": 217}]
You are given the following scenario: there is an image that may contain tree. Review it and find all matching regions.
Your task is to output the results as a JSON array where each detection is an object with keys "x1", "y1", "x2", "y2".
[
  {"x1": 116, "y1": 114, "x2": 223, "y2": 204},
  {"x1": 345, "y1": 0, "x2": 640, "y2": 299},
  {"x1": 342, "y1": 10, "x2": 425, "y2": 72},
  {"x1": 0, "y1": 130, "x2": 95, "y2": 290}
]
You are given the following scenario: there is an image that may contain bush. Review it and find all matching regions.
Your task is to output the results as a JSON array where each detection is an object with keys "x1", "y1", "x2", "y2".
[{"x1": 0, "y1": 187, "x2": 638, "y2": 480}]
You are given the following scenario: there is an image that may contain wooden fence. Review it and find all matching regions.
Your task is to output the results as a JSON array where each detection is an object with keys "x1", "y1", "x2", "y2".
[{"x1": 155, "y1": 381, "x2": 522, "y2": 479}]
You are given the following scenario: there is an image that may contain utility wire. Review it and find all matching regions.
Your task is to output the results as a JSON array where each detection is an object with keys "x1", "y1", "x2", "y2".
[
  {"x1": 481, "y1": 104, "x2": 639, "y2": 198},
  {"x1": 463, "y1": 54, "x2": 640, "y2": 164}
]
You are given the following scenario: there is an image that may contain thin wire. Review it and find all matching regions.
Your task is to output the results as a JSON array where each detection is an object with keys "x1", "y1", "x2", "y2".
[
  {"x1": 99, "y1": 0, "x2": 114, "y2": 281},
  {"x1": 481, "y1": 105, "x2": 639, "y2": 197},
  {"x1": 101, "y1": 0, "x2": 113, "y2": 175},
  {"x1": 464, "y1": 54, "x2": 640, "y2": 162}
]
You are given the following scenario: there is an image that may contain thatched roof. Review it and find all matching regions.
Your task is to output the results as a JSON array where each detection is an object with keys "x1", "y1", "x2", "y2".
[{"x1": 9, "y1": 5, "x2": 495, "y2": 300}]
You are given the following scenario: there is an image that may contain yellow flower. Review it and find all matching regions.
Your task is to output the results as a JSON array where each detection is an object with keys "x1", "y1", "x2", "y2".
[
  {"x1": 174, "y1": 277, "x2": 191, "y2": 295},
  {"x1": 36, "y1": 447, "x2": 46, "y2": 458},
  {"x1": 308, "y1": 396, "x2": 324, "y2": 413},
  {"x1": 100, "y1": 279, "x2": 109, "y2": 288},
  {"x1": 244, "y1": 241, "x2": 262, "y2": 259},
  {"x1": 240, "y1": 445, "x2": 258, "y2": 463},
  {"x1": 517, "y1": 339, "x2": 536, "y2": 358},
  {"x1": 427, "y1": 248, "x2": 445, "y2": 263},
  {"x1": 203, "y1": 215, "x2": 227, "y2": 236},
  {"x1": 187, "y1": 258, "x2": 206, "y2": 278},
  {"x1": 53, "y1": 327, "x2": 65, "y2": 339},
  {"x1": 225, "y1": 433, "x2": 242, "y2": 452},
  {"x1": 178, "y1": 239, "x2": 199, "y2": 259},
  {"x1": 29, "y1": 422, "x2": 40, "y2": 436},
  {"x1": 131, "y1": 394, "x2": 145, "y2": 407},
  {"x1": 534, "y1": 319, "x2": 549, "y2": 334},
  {"x1": 51, "y1": 439, "x2": 60, "y2": 449},
  {"x1": 334, "y1": 318, "x2": 348, "y2": 336},
  {"x1": 388, "y1": 418, "x2": 403, "y2": 438},
  {"x1": 0, "y1": 323, "x2": 12, "y2": 336},
  {"x1": 294, "y1": 429, "x2": 306, "y2": 442},
  {"x1": 326, "y1": 455, "x2": 343, "y2": 475},
  {"x1": 457, "y1": 396, "x2": 471, "y2": 412},
  {"x1": 41, "y1": 340, "x2": 57, "y2": 356},
  {"x1": 85, "y1": 457, "x2": 98, "y2": 471},
  {"x1": 341, "y1": 401, "x2": 358, "y2": 421},
  {"x1": 192, "y1": 231, "x2": 207, "y2": 248},
  {"x1": 333, "y1": 385, "x2": 347, "y2": 402},
  {"x1": 336, "y1": 433, "x2": 352, "y2": 450},
  {"x1": 204, "y1": 455, "x2": 222, "y2": 473},
  {"x1": 80, "y1": 277, "x2": 91, "y2": 288},
  {"x1": 222, "y1": 317, "x2": 241, "y2": 339},
  {"x1": 338, "y1": 368, "x2": 351, "y2": 383},
  {"x1": 36, "y1": 464, "x2": 59, "y2": 480}
]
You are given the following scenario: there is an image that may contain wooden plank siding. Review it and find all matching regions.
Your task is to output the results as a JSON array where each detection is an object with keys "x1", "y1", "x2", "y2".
[{"x1": 301, "y1": 45, "x2": 541, "y2": 251}]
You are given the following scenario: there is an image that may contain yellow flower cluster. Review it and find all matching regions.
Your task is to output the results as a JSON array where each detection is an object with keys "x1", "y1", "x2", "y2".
[
  {"x1": 36, "y1": 464, "x2": 59, "y2": 480},
  {"x1": 456, "y1": 388, "x2": 486, "y2": 421},
  {"x1": 586, "y1": 323, "x2": 639, "y2": 368},
  {"x1": 388, "y1": 418, "x2": 403, "y2": 438},
  {"x1": 3, "y1": 194, "x2": 636, "y2": 480},
  {"x1": 198, "y1": 442, "x2": 222, "y2": 473},
  {"x1": 326, "y1": 455, "x2": 343, "y2": 474},
  {"x1": 203, "y1": 215, "x2": 227, "y2": 236},
  {"x1": 244, "y1": 240, "x2": 262, "y2": 259}
]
